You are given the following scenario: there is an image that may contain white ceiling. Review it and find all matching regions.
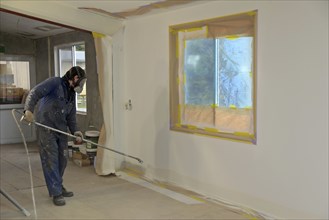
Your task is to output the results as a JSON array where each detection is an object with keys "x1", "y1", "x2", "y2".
[
  {"x1": 61, "y1": 0, "x2": 163, "y2": 14},
  {"x1": 0, "y1": 11, "x2": 75, "y2": 39},
  {"x1": 0, "y1": 0, "x2": 204, "y2": 39}
]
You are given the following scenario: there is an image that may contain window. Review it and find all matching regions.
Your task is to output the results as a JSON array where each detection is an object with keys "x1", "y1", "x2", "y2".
[
  {"x1": 0, "y1": 55, "x2": 34, "y2": 105},
  {"x1": 169, "y1": 11, "x2": 257, "y2": 144},
  {"x1": 55, "y1": 43, "x2": 86, "y2": 113}
]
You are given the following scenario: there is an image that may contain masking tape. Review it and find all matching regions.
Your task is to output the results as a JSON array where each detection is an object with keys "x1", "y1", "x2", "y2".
[
  {"x1": 187, "y1": 125, "x2": 197, "y2": 130},
  {"x1": 180, "y1": 27, "x2": 204, "y2": 33},
  {"x1": 175, "y1": 123, "x2": 182, "y2": 128},
  {"x1": 204, "y1": 127, "x2": 219, "y2": 133},
  {"x1": 226, "y1": 35, "x2": 240, "y2": 40},
  {"x1": 169, "y1": 27, "x2": 176, "y2": 33},
  {"x1": 243, "y1": 213, "x2": 260, "y2": 220},
  {"x1": 177, "y1": 105, "x2": 181, "y2": 124},
  {"x1": 247, "y1": 11, "x2": 257, "y2": 16},
  {"x1": 189, "y1": 195, "x2": 206, "y2": 203},
  {"x1": 229, "y1": 105, "x2": 237, "y2": 109},
  {"x1": 92, "y1": 32, "x2": 105, "y2": 38},
  {"x1": 234, "y1": 132, "x2": 252, "y2": 138}
]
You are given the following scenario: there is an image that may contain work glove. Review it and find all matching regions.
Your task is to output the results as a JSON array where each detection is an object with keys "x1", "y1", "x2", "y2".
[
  {"x1": 74, "y1": 131, "x2": 83, "y2": 144},
  {"x1": 22, "y1": 110, "x2": 34, "y2": 123}
]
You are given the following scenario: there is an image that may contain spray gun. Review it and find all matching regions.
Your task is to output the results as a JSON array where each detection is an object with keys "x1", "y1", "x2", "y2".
[{"x1": 15, "y1": 109, "x2": 143, "y2": 164}]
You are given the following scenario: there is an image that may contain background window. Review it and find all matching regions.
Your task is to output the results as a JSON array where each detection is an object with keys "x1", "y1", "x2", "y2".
[
  {"x1": 55, "y1": 43, "x2": 86, "y2": 113},
  {"x1": 0, "y1": 59, "x2": 31, "y2": 104},
  {"x1": 169, "y1": 11, "x2": 257, "y2": 143}
]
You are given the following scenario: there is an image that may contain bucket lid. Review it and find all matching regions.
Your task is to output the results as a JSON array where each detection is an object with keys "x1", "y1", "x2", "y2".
[{"x1": 85, "y1": 130, "x2": 100, "y2": 137}]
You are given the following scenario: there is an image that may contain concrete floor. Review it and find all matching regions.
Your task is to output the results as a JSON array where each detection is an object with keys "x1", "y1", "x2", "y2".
[{"x1": 1, "y1": 142, "x2": 257, "y2": 220}]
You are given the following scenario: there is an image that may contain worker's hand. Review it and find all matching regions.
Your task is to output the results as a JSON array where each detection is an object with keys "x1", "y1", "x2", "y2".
[
  {"x1": 22, "y1": 110, "x2": 34, "y2": 123},
  {"x1": 74, "y1": 131, "x2": 83, "y2": 144}
]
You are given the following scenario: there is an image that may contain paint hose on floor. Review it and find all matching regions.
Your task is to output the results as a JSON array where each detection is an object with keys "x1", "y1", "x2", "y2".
[
  {"x1": 13, "y1": 109, "x2": 143, "y2": 164},
  {"x1": 11, "y1": 109, "x2": 38, "y2": 220}
]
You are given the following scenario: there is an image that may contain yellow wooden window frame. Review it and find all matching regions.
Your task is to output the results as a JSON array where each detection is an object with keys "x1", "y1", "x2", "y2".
[{"x1": 169, "y1": 10, "x2": 258, "y2": 144}]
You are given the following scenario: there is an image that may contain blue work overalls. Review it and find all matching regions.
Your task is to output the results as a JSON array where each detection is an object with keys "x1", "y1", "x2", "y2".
[{"x1": 25, "y1": 77, "x2": 77, "y2": 197}]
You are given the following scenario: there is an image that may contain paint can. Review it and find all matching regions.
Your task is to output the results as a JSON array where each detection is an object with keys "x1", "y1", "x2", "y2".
[
  {"x1": 85, "y1": 130, "x2": 99, "y2": 164},
  {"x1": 85, "y1": 130, "x2": 100, "y2": 150}
]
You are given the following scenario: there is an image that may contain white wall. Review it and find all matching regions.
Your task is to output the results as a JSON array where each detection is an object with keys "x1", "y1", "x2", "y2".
[{"x1": 117, "y1": 1, "x2": 328, "y2": 219}]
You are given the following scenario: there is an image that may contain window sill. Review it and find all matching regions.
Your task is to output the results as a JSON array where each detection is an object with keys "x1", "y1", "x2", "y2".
[
  {"x1": 170, "y1": 126, "x2": 256, "y2": 145},
  {"x1": 76, "y1": 111, "x2": 87, "y2": 116}
]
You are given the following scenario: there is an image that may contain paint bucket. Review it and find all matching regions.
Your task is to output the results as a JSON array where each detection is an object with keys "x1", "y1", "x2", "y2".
[
  {"x1": 85, "y1": 130, "x2": 100, "y2": 150},
  {"x1": 85, "y1": 130, "x2": 99, "y2": 164}
]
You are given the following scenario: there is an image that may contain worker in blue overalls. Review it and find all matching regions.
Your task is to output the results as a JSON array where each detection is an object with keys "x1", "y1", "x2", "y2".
[{"x1": 23, "y1": 66, "x2": 86, "y2": 206}]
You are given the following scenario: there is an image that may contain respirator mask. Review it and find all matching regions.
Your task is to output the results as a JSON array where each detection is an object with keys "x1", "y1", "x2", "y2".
[{"x1": 74, "y1": 78, "x2": 86, "y2": 94}]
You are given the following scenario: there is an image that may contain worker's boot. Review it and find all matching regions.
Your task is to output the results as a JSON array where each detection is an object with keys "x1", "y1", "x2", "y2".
[
  {"x1": 62, "y1": 186, "x2": 74, "y2": 197},
  {"x1": 53, "y1": 195, "x2": 65, "y2": 206}
]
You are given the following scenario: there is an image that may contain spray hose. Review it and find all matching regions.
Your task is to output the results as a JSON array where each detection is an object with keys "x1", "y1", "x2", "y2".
[
  {"x1": 11, "y1": 109, "x2": 37, "y2": 219},
  {"x1": 13, "y1": 109, "x2": 143, "y2": 164}
]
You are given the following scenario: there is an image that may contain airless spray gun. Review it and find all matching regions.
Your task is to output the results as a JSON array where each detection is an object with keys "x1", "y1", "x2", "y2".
[{"x1": 14, "y1": 109, "x2": 143, "y2": 164}]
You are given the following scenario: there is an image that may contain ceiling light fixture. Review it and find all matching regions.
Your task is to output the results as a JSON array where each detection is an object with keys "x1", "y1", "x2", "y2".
[{"x1": 35, "y1": 25, "x2": 61, "y2": 32}]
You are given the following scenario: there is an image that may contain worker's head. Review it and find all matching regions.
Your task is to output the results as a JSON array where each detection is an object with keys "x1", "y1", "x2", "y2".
[{"x1": 64, "y1": 66, "x2": 86, "y2": 94}]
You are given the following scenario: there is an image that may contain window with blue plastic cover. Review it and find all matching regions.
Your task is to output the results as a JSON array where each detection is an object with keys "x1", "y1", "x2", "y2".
[
  {"x1": 169, "y1": 10, "x2": 257, "y2": 143},
  {"x1": 184, "y1": 37, "x2": 252, "y2": 108}
]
